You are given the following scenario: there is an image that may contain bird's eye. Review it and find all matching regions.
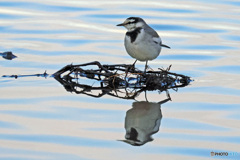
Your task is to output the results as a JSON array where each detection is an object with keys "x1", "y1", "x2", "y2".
[{"x1": 126, "y1": 21, "x2": 134, "y2": 25}]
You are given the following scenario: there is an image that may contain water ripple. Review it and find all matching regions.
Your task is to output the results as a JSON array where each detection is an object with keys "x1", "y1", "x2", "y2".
[
  {"x1": 0, "y1": 1, "x2": 97, "y2": 12},
  {"x1": 151, "y1": 24, "x2": 226, "y2": 33},
  {"x1": 162, "y1": 118, "x2": 229, "y2": 131},
  {"x1": 0, "y1": 134, "x2": 118, "y2": 147},
  {"x1": 159, "y1": 132, "x2": 240, "y2": 144},
  {"x1": 223, "y1": 35, "x2": 240, "y2": 41},
  {"x1": 0, "y1": 27, "x2": 74, "y2": 34},
  {"x1": 201, "y1": 65, "x2": 240, "y2": 74},
  {"x1": 160, "y1": 54, "x2": 221, "y2": 60},
  {"x1": 182, "y1": 45, "x2": 237, "y2": 50},
  {"x1": 143, "y1": 7, "x2": 199, "y2": 13},
  {"x1": 0, "y1": 13, "x2": 28, "y2": 19},
  {"x1": 0, "y1": 121, "x2": 21, "y2": 129},
  {"x1": 0, "y1": 147, "x2": 82, "y2": 160},
  {"x1": 10, "y1": 38, "x2": 121, "y2": 47}
]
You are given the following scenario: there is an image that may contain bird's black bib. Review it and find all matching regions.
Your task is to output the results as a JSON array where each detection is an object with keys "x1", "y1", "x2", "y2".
[{"x1": 126, "y1": 27, "x2": 142, "y2": 43}]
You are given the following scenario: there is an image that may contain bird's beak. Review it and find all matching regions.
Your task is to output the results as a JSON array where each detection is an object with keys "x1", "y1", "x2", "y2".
[{"x1": 116, "y1": 23, "x2": 125, "y2": 26}]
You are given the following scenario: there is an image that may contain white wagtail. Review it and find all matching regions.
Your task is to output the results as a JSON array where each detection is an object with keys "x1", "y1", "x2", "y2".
[{"x1": 117, "y1": 17, "x2": 170, "y2": 73}]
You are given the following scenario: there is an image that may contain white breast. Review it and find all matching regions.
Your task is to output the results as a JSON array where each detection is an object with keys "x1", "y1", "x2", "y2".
[{"x1": 124, "y1": 29, "x2": 161, "y2": 61}]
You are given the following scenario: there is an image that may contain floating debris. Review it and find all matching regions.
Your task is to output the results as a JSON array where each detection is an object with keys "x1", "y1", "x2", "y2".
[
  {"x1": 0, "y1": 51, "x2": 17, "y2": 60},
  {"x1": 1, "y1": 61, "x2": 192, "y2": 99},
  {"x1": 53, "y1": 61, "x2": 192, "y2": 100}
]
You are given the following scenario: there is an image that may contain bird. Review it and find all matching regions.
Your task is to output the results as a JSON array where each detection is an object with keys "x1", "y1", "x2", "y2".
[{"x1": 117, "y1": 17, "x2": 170, "y2": 73}]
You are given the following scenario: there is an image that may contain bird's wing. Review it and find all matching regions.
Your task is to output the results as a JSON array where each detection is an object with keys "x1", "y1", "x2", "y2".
[
  {"x1": 144, "y1": 26, "x2": 160, "y2": 38},
  {"x1": 144, "y1": 26, "x2": 162, "y2": 44},
  {"x1": 145, "y1": 26, "x2": 171, "y2": 49}
]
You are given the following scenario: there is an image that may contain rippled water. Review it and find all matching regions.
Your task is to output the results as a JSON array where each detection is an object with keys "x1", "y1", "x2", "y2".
[{"x1": 0, "y1": 0, "x2": 240, "y2": 159}]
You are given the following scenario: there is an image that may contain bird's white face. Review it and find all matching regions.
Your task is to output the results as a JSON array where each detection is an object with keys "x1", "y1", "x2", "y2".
[
  {"x1": 123, "y1": 19, "x2": 137, "y2": 31},
  {"x1": 117, "y1": 18, "x2": 145, "y2": 31}
]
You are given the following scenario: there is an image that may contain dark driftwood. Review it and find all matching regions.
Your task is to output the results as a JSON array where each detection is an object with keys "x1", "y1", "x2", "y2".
[
  {"x1": 53, "y1": 61, "x2": 192, "y2": 100},
  {"x1": 2, "y1": 61, "x2": 191, "y2": 100}
]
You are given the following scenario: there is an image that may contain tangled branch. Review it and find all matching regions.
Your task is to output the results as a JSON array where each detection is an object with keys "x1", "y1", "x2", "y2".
[{"x1": 53, "y1": 61, "x2": 192, "y2": 100}]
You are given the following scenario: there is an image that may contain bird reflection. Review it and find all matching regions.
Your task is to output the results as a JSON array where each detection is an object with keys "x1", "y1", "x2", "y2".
[{"x1": 120, "y1": 98, "x2": 170, "y2": 146}]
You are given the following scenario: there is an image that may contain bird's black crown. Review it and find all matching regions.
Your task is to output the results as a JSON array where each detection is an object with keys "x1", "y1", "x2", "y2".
[{"x1": 126, "y1": 17, "x2": 143, "y2": 23}]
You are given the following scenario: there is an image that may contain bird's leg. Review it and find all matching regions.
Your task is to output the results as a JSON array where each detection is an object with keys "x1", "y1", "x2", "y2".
[
  {"x1": 144, "y1": 60, "x2": 148, "y2": 74},
  {"x1": 129, "y1": 59, "x2": 137, "y2": 71},
  {"x1": 132, "y1": 59, "x2": 137, "y2": 67}
]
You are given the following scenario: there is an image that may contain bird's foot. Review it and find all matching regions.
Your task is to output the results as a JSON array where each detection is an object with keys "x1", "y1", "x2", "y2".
[
  {"x1": 143, "y1": 65, "x2": 153, "y2": 74},
  {"x1": 127, "y1": 64, "x2": 135, "y2": 72}
]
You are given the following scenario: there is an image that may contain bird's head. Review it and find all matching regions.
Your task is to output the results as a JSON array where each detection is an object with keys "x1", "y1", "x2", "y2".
[{"x1": 117, "y1": 17, "x2": 146, "y2": 31}]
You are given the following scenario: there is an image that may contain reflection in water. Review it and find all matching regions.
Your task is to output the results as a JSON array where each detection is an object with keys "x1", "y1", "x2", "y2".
[{"x1": 121, "y1": 98, "x2": 170, "y2": 146}]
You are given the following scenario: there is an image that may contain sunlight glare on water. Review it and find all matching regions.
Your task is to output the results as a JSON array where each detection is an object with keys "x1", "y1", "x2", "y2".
[{"x1": 0, "y1": 0, "x2": 240, "y2": 160}]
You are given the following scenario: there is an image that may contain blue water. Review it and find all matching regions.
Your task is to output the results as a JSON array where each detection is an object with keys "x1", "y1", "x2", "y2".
[{"x1": 0, "y1": 0, "x2": 240, "y2": 160}]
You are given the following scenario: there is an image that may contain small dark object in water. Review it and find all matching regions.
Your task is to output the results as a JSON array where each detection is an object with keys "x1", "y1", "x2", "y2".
[
  {"x1": 2, "y1": 71, "x2": 49, "y2": 79},
  {"x1": 0, "y1": 51, "x2": 17, "y2": 60}
]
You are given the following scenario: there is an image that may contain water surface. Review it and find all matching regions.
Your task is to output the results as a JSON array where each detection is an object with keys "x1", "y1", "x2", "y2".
[{"x1": 0, "y1": 0, "x2": 240, "y2": 160}]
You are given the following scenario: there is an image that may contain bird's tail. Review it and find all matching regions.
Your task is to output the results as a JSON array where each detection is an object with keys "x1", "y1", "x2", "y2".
[{"x1": 161, "y1": 44, "x2": 171, "y2": 49}]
